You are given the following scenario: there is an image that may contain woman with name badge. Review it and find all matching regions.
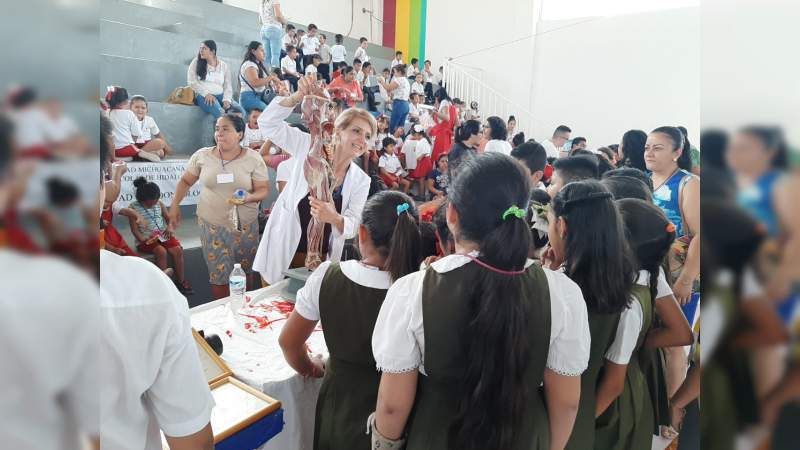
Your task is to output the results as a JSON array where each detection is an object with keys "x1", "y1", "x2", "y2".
[{"x1": 170, "y1": 114, "x2": 270, "y2": 299}]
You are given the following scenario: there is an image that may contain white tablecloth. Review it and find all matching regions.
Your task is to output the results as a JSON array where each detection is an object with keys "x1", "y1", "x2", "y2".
[{"x1": 190, "y1": 280, "x2": 328, "y2": 450}]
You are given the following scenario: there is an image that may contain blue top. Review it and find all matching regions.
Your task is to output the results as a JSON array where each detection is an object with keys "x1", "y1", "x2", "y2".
[
  {"x1": 737, "y1": 170, "x2": 781, "y2": 237},
  {"x1": 427, "y1": 168, "x2": 449, "y2": 193},
  {"x1": 652, "y1": 169, "x2": 694, "y2": 237},
  {"x1": 129, "y1": 200, "x2": 166, "y2": 237}
]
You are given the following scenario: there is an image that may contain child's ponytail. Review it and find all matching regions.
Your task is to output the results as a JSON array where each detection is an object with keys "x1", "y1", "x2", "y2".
[{"x1": 360, "y1": 191, "x2": 422, "y2": 281}]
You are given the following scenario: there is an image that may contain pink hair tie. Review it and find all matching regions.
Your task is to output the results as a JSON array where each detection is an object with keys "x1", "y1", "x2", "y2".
[{"x1": 461, "y1": 253, "x2": 527, "y2": 276}]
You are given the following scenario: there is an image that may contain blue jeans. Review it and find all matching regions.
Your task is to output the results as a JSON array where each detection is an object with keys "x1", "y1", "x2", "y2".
[
  {"x1": 261, "y1": 25, "x2": 283, "y2": 69},
  {"x1": 240, "y1": 91, "x2": 268, "y2": 114},
  {"x1": 194, "y1": 93, "x2": 246, "y2": 119},
  {"x1": 390, "y1": 99, "x2": 410, "y2": 134}
]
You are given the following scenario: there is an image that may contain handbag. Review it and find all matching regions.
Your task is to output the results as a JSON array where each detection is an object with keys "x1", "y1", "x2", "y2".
[
  {"x1": 240, "y1": 68, "x2": 276, "y2": 105},
  {"x1": 166, "y1": 86, "x2": 195, "y2": 105}
]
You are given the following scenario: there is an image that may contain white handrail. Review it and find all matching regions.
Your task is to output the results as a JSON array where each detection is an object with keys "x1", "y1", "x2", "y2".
[{"x1": 443, "y1": 60, "x2": 534, "y2": 140}]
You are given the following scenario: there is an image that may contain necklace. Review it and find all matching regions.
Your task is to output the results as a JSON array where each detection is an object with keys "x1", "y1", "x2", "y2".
[{"x1": 652, "y1": 167, "x2": 680, "y2": 192}]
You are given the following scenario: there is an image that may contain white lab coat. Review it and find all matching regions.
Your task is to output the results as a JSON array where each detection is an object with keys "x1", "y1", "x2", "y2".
[{"x1": 253, "y1": 98, "x2": 370, "y2": 284}]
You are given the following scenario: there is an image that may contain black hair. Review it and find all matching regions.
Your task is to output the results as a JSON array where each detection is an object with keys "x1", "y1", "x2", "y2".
[
  {"x1": 362, "y1": 61, "x2": 372, "y2": 71},
  {"x1": 393, "y1": 64, "x2": 407, "y2": 76},
  {"x1": 7, "y1": 86, "x2": 37, "y2": 108},
  {"x1": 298, "y1": 29, "x2": 305, "y2": 34},
  {"x1": 271, "y1": 67, "x2": 282, "y2": 77},
  {"x1": 395, "y1": 50, "x2": 403, "y2": 56},
  {"x1": 100, "y1": 115, "x2": 112, "y2": 180},
  {"x1": 308, "y1": 23, "x2": 318, "y2": 31},
  {"x1": 552, "y1": 180, "x2": 635, "y2": 313},
  {"x1": 243, "y1": 41, "x2": 268, "y2": 78},
  {"x1": 602, "y1": 167, "x2": 654, "y2": 192},
  {"x1": 677, "y1": 126, "x2": 696, "y2": 171},
  {"x1": 511, "y1": 132, "x2": 526, "y2": 147},
  {"x1": 248, "y1": 107, "x2": 264, "y2": 116},
  {"x1": 617, "y1": 198, "x2": 676, "y2": 304},
  {"x1": 570, "y1": 148, "x2": 594, "y2": 158},
  {"x1": 528, "y1": 189, "x2": 551, "y2": 250},
  {"x1": 196, "y1": 40, "x2": 218, "y2": 81},
  {"x1": 699, "y1": 129, "x2": 727, "y2": 170},
  {"x1": 570, "y1": 137, "x2": 587, "y2": 149},
  {"x1": 508, "y1": 115, "x2": 516, "y2": 123},
  {"x1": 455, "y1": 119, "x2": 481, "y2": 144},
  {"x1": 360, "y1": 190, "x2": 422, "y2": 281},
  {"x1": 410, "y1": 57, "x2": 419, "y2": 65},
  {"x1": 340, "y1": 66, "x2": 355, "y2": 77},
  {"x1": 359, "y1": 36, "x2": 367, "y2": 43},
  {"x1": 320, "y1": 33, "x2": 326, "y2": 39},
  {"x1": 553, "y1": 125, "x2": 571, "y2": 137},
  {"x1": 433, "y1": 200, "x2": 453, "y2": 253},
  {"x1": 738, "y1": 125, "x2": 788, "y2": 170},
  {"x1": 608, "y1": 144, "x2": 619, "y2": 152},
  {"x1": 485, "y1": 116, "x2": 507, "y2": 141},
  {"x1": 651, "y1": 126, "x2": 692, "y2": 171},
  {"x1": 285, "y1": 45, "x2": 296, "y2": 54},
  {"x1": 595, "y1": 153, "x2": 614, "y2": 176},
  {"x1": 424, "y1": 59, "x2": 431, "y2": 64},
  {"x1": 0, "y1": 115, "x2": 14, "y2": 178},
  {"x1": 447, "y1": 152, "x2": 532, "y2": 450},
  {"x1": 596, "y1": 146, "x2": 615, "y2": 162},
  {"x1": 46, "y1": 177, "x2": 80, "y2": 206},
  {"x1": 382, "y1": 67, "x2": 390, "y2": 73},
  {"x1": 133, "y1": 176, "x2": 160, "y2": 203},
  {"x1": 601, "y1": 176, "x2": 651, "y2": 202},
  {"x1": 353, "y1": 58, "x2": 362, "y2": 65},
  {"x1": 129, "y1": 95, "x2": 148, "y2": 106},
  {"x1": 335, "y1": 34, "x2": 343, "y2": 43},
  {"x1": 381, "y1": 136, "x2": 396, "y2": 150},
  {"x1": 510, "y1": 141, "x2": 547, "y2": 174},
  {"x1": 217, "y1": 113, "x2": 246, "y2": 142},
  {"x1": 105, "y1": 86, "x2": 129, "y2": 109},
  {"x1": 618, "y1": 129, "x2": 647, "y2": 171},
  {"x1": 287, "y1": 24, "x2": 296, "y2": 31},
  {"x1": 552, "y1": 155, "x2": 599, "y2": 183},
  {"x1": 312, "y1": 54, "x2": 322, "y2": 62},
  {"x1": 434, "y1": 86, "x2": 450, "y2": 103}
]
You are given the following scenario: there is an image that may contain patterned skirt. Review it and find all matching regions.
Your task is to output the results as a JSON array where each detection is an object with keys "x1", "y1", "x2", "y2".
[{"x1": 198, "y1": 217, "x2": 260, "y2": 285}]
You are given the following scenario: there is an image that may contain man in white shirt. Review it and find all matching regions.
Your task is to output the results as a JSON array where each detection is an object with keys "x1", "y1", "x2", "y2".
[
  {"x1": 541, "y1": 125, "x2": 572, "y2": 159},
  {"x1": 422, "y1": 60, "x2": 435, "y2": 102},
  {"x1": 301, "y1": 23, "x2": 320, "y2": 69},
  {"x1": 96, "y1": 121, "x2": 215, "y2": 450},
  {"x1": 354, "y1": 37, "x2": 370, "y2": 64},
  {"x1": 281, "y1": 45, "x2": 301, "y2": 92},
  {"x1": 390, "y1": 51, "x2": 403, "y2": 69},
  {"x1": 281, "y1": 24, "x2": 296, "y2": 55}
]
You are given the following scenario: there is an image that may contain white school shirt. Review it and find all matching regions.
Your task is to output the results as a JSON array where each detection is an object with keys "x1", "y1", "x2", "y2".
[
  {"x1": 354, "y1": 46, "x2": 369, "y2": 63},
  {"x1": 10, "y1": 107, "x2": 52, "y2": 149},
  {"x1": 187, "y1": 57, "x2": 232, "y2": 101},
  {"x1": 410, "y1": 81, "x2": 425, "y2": 95},
  {"x1": 301, "y1": 35, "x2": 320, "y2": 55},
  {"x1": 372, "y1": 253, "x2": 591, "y2": 376},
  {"x1": 604, "y1": 268, "x2": 674, "y2": 364},
  {"x1": 406, "y1": 65, "x2": 419, "y2": 78},
  {"x1": 254, "y1": 98, "x2": 371, "y2": 284},
  {"x1": 295, "y1": 260, "x2": 393, "y2": 321},
  {"x1": 242, "y1": 125, "x2": 263, "y2": 148},
  {"x1": 484, "y1": 139, "x2": 513, "y2": 156},
  {"x1": 331, "y1": 44, "x2": 347, "y2": 63},
  {"x1": 108, "y1": 109, "x2": 142, "y2": 149},
  {"x1": 305, "y1": 64, "x2": 318, "y2": 75},
  {"x1": 137, "y1": 116, "x2": 160, "y2": 143},
  {"x1": 46, "y1": 114, "x2": 80, "y2": 142},
  {"x1": 281, "y1": 55, "x2": 299, "y2": 76},
  {"x1": 379, "y1": 153, "x2": 403, "y2": 175},
  {"x1": 390, "y1": 58, "x2": 403, "y2": 68},
  {"x1": 541, "y1": 139, "x2": 561, "y2": 159},
  {"x1": 240, "y1": 61, "x2": 267, "y2": 93},
  {"x1": 0, "y1": 250, "x2": 99, "y2": 450},
  {"x1": 100, "y1": 250, "x2": 214, "y2": 450},
  {"x1": 282, "y1": 33, "x2": 294, "y2": 52}
]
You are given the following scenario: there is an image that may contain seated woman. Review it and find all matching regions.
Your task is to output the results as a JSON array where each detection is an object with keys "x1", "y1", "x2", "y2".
[
  {"x1": 326, "y1": 66, "x2": 364, "y2": 108},
  {"x1": 187, "y1": 39, "x2": 246, "y2": 118}
]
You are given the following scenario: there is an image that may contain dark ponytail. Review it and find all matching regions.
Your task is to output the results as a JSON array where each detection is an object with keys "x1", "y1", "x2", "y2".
[
  {"x1": 739, "y1": 125, "x2": 788, "y2": 170},
  {"x1": 242, "y1": 41, "x2": 267, "y2": 78},
  {"x1": 133, "y1": 176, "x2": 160, "y2": 203},
  {"x1": 616, "y1": 198, "x2": 676, "y2": 304},
  {"x1": 105, "y1": 86, "x2": 129, "y2": 109},
  {"x1": 552, "y1": 180, "x2": 635, "y2": 313},
  {"x1": 360, "y1": 191, "x2": 422, "y2": 281},
  {"x1": 618, "y1": 129, "x2": 647, "y2": 170},
  {"x1": 455, "y1": 119, "x2": 481, "y2": 144},
  {"x1": 652, "y1": 126, "x2": 692, "y2": 172},
  {"x1": 447, "y1": 152, "x2": 532, "y2": 450},
  {"x1": 196, "y1": 39, "x2": 217, "y2": 81}
]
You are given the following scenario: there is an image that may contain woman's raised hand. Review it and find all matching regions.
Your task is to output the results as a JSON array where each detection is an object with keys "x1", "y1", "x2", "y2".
[{"x1": 297, "y1": 73, "x2": 326, "y2": 98}]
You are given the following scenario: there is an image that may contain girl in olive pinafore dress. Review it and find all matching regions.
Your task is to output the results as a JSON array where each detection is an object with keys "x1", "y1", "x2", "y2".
[{"x1": 278, "y1": 191, "x2": 423, "y2": 450}]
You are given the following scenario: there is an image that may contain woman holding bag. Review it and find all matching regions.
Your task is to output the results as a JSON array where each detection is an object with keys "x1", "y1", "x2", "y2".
[{"x1": 239, "y1": 41, "x2": 282, "y2": 113}]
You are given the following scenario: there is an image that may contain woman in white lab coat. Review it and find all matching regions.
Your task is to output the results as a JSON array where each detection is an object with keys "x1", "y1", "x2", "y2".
[{"x1": 254, "y1": 75, "x2": 376, "y2": 285}]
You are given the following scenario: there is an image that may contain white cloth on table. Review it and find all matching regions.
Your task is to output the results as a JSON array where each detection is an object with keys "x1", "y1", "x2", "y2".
[
  {"x1": 0, "y1": 250, "x2": 99, "y2": 450},
  {"x1": 295, "y1": 260, "x2": 393, "y2": 321},
  {"x1": 372, "y1": 253, "x2": 591, "y2": 376},
  {"x1": 100, "y1": 250, "x2": 214, "y2": 450},
  {"x1": 190, "y1": 280, "x2": 329, "y2": 450}
]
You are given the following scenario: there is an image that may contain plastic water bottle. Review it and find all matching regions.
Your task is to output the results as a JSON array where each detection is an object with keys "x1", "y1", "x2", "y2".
[{"x1": 229, "y1": 264, "x2": 246, "y2": 311}]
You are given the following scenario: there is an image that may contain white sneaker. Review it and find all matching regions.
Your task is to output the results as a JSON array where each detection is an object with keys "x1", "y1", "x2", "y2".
[{"x1": 137, "y1": 151, "x2": 161, "y2": 162}]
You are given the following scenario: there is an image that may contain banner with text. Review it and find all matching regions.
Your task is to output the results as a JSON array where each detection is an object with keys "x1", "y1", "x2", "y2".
[{"x1": 118, "y1": 160, "x2": 202, "y2": 207}]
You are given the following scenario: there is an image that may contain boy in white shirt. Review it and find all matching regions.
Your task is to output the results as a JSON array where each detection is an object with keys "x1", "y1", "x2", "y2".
[
  {"x1": 281, "y1": 45, "x2": 301, "y2": 92},
  {"x1": 282, "y1": 24, "x2": 296, "y2": 55},
  {"x1": 378, "y1": 137, "x2": 410, "y2": 193},
  {"x1": 301, "y1": 23, "x2": 320, "y2": 68},
  {"x1": 331, "y1": 34, "x2": 347, "y2": 65},
  {"x1": 354, "y1": 37, "x2": 369, "y2": 64},
  {"x1": 305, "y1": 54, "x2": 322, "y2": 76},
  {"x1": 411, "y1": 73, "x2": 425, "y2": 96},
  {"x1": 406, "y1": 58, "x2": 420, "y2": 78},
  {"x1": 390, "y1": 51, "x2": 403, "y2": 69},
  {"x1": 353, "y1": 59, "x2": 364, "y2": 86},
  {"x1": 129, "y1": 95, "x2": 172, "y2": 157}
]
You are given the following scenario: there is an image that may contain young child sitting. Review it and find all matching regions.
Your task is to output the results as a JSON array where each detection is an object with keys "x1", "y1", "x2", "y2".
[
  {"x1": 403, "y1": 125, "x2": 433, "y2": 198},
  {"x1": 101, "y1": 162, "x2": 142, "y2": 257},
  {"x1": 35, "y1": 177, "x2": 96, "y2": 270},
  {"x1": 411, "y1": 73, "x2": 425, "y2": 96},
  {"x1": 427, "y1": 153, "x2": 449, "y2": 199},
  {"x1": 305, "y1": 54, "x2": 322, "y2": 75},
  {"x1": 242, "y1": 108, "x2": 265, "y2": 150},
  {"x1": 128, "y1": 177, "x2": 193, "y2": 295},
  {"x1": 129, "y1": 95, "x2": 172, "y2": 158},
  {"x1": 378, "y1": 137, "x2": 410, "y2": 194},
  {"x1": 106, "y1": 87, "x2": 161, "y2": 162}
]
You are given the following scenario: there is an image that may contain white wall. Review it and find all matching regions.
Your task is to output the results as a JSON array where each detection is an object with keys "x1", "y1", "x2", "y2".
[
  {"x1": 425, "y1": 2, "x2": 700, "y2": 146},
  {"x1": 223, "y1": 0, "x2": 383, "y2": 43}
]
